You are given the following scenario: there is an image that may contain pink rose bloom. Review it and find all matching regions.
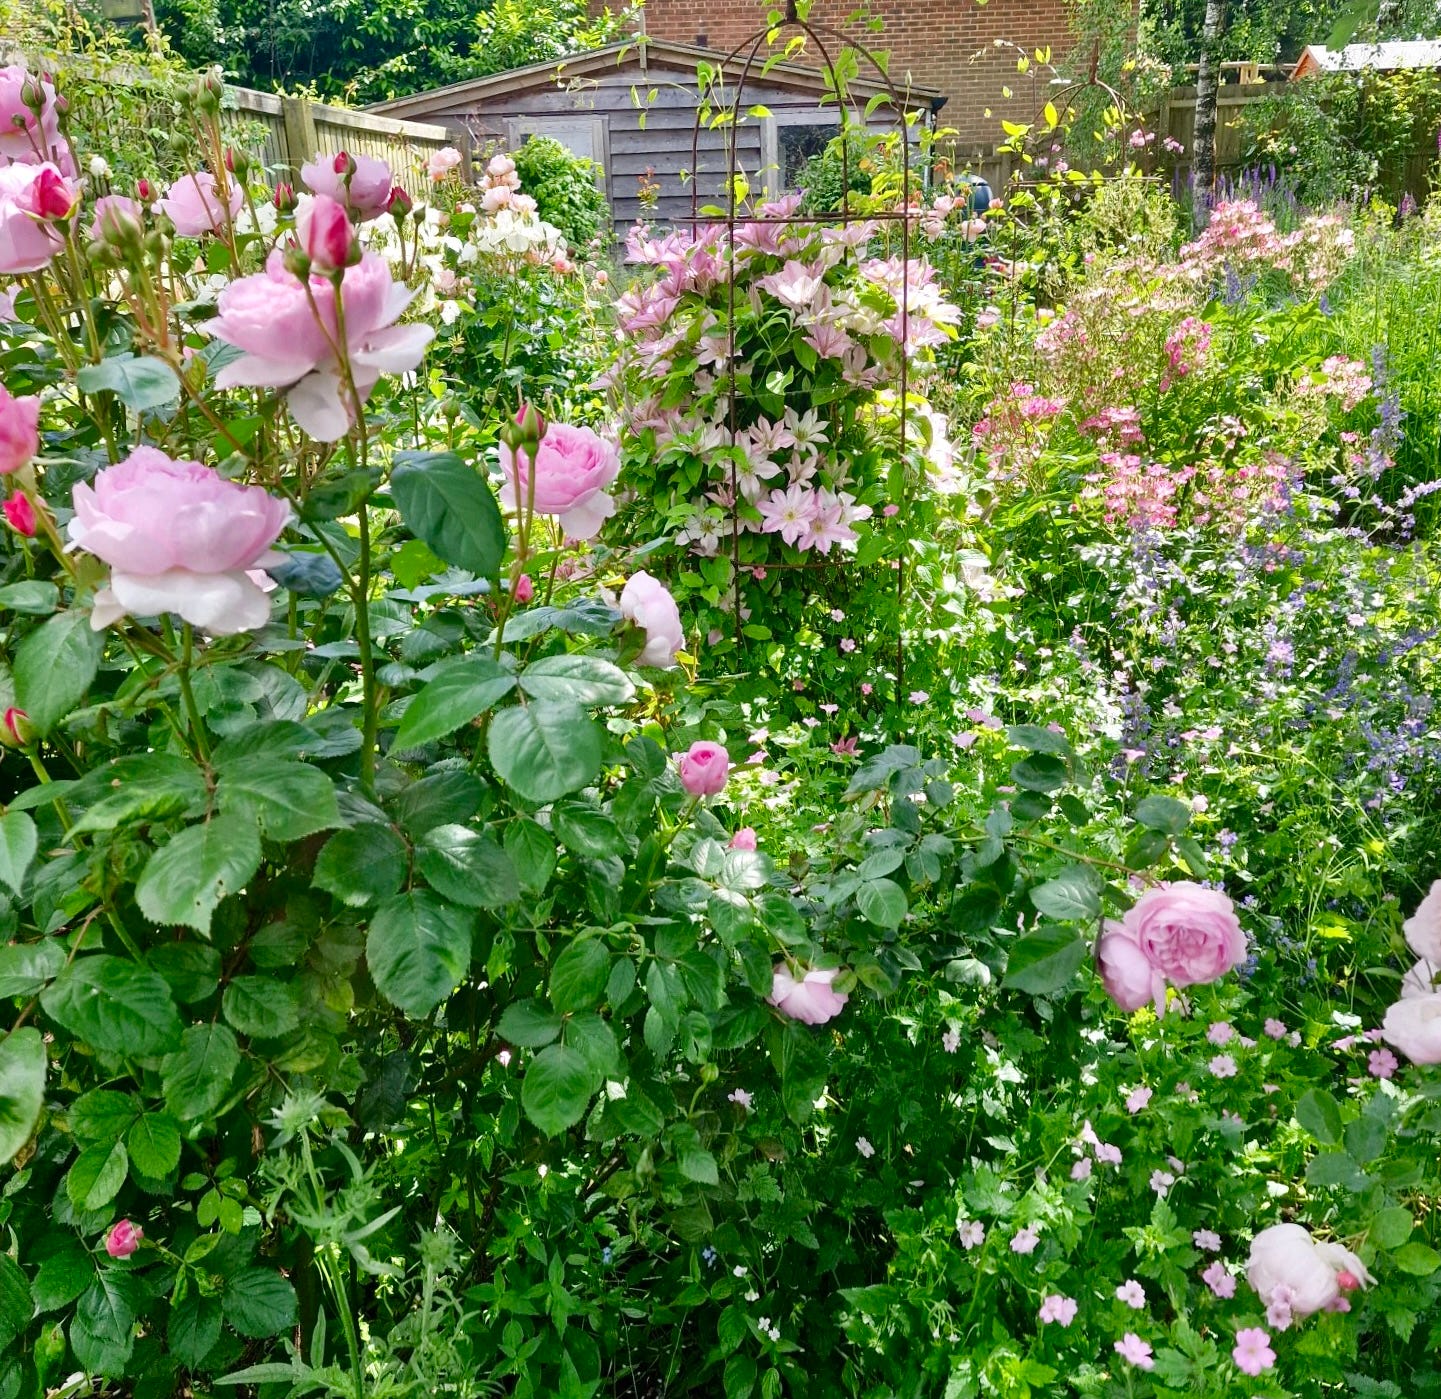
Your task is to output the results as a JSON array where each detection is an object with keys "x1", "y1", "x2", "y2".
[
  {"x1": 89, "y1": 194, "x2": 142, "y2": 244},
  {"x1": 0, "y1": 385, "x2": 40, "y2": 474},
  {"x1": 1381, "y1": 993, "x2": 1441, "y2": 1063},
  {"x1": 427, "y1": 146, "x2": 463, "y2": 181},
  {"x1": 1232, "y1": 1327, "x2": 1276, "y2": 1377},
  {"x1": 295, "y1": 193, "x2": 356, "y2": 274},
  {"x1": 300, "y1": 151, "x2": 393, "y2": 220},
  {"x1": 69, "y1": 446, "x2": 291, "y2": 634},
  {"x1": 768, "y1": 965, "x2": 848, "y2": 1025},
  {"x1": 498, "y1": 422, "x2": 620, "y2": 540},
  {"x1": 1096, "y1": 920, "x2": 1166, "y2": 1013},
  {"x1": 157, "y1": 171, "x2": 241, "y2": 237},
  {"x1": 1404, "y1": 878, "x2": 1441, "y2": 962},
  {"x1": 729, "y1": 827, "x2": 758, "y2": 851},
  {"x1": 105, "y1": 1219, "x2": 143, "y2": 1258},
  {"x1": 209, "y1": 249, "x2": 433, "y2": 441},
  {"x1": 619, "y1": 570, "x2": 683, "y2": 667},
  {"x1": 1122, "y1": 881, "x2": 1246, "y2": 987},
  {"x1": 1246, "y1": 1224, "x2": 1372, "y2": 1320},
  {"x1": 678, "y1": 740, "x2": 729, "y2": 796},
  {"x1": 0, "y1": 162, "x2": 65, "y2": 273},
  {"x1": 0, "y1": 65, "x2": 74, "y2": 175}
]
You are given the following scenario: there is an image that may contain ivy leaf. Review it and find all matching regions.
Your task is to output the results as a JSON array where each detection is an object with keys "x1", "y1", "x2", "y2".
[
  {"x1": 13, "y1": 610, "x2": 103, "y2": 735},
  {"x1": 488, "y1": 701, "x2": 603, "y2": 804},
  {"x1": 0, "y1": 1027, "x2": 45, "y2": 1164},
  {"x1": 393, "y1": 655, "x2": 516, "y2": 749},
  {"x1": 366, "y1": 891, "x2": 474, "y2": 1018},
  {"x1": 1002, "y1": 927, "x2": 1087, "y2": 996},
  {"x1": 136, "y1": 812, "x2": 262, "y2": 935},
  {"x1": 390, "y1": 450, "x2": 505, "y2": 576},
  {"x1": 162, "y1": 1023, "x2": 240, "y2": 1122},
  {"x1": 42, "y1": 956, "x2": 183, "y2": 1057},
  {"x1": 520, "y1": 1043, "x2": 594, "y2": 1136}
]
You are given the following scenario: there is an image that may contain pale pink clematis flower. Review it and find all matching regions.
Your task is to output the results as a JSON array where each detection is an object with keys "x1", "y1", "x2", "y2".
[{"x1": 768, "y1": 965, "x2": 848, "y2": 1025}]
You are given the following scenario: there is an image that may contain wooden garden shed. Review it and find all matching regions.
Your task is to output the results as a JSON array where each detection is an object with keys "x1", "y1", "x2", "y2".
[{"x1": 370, "y1": 39, "x2": 946, "y2": 238}]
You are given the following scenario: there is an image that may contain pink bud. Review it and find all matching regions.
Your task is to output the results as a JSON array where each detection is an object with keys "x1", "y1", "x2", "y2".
[
  {"x1": 386, "y1": 184, "x2": 413, "y2": 219},
  {"x1": 0, "y1": 707, "x2": 33, "y2": 748},
  {"x1": 678, "y1": 740, "x2": 729, "y2": 797},
  {"x1": 1336, "y1": 1270, "x2": 1360, "y2": 1291},
  {"x1": 333, "y1": 151, "x2": 354, "y2": 176},
  {"x1": 3, "y1": 493, "x2": 36, "y2": 537},
  {"x1": 26, "y1": 166, "x2": 77, "y2": 220},
  {"x1": 729, "y1": 827, "x2": 757, "y2": 851},
  {"x1": 135, "y1": 178, "x2": 152, "y2": 201},
  {"x1": 594, "y1": 269, "x2": 609, "y2": 286},
  {"x1": 513, "y1": 574, "x2": 534, "y2": 603},
  {"x1": 273, "y1": 181, "x2": 297, "y2": 213},
  {"x1": 514, "y1": 402, "x2": 547, "y2": 446},
  {"x1": 105, "y1": 1219, "x2": 143, "y2": 1258},
  {"x1": 297, "y1": 194, "x2": 356, "y2": 274}
]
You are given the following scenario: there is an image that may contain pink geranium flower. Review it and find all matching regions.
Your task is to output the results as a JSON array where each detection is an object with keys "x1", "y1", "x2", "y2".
[{"x1": 1232, "y1": 1327, "x2": 1276, "y2": 1376}]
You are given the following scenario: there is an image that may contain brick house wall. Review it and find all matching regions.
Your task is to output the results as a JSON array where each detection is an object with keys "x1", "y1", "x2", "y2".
[{"x1": 635, "y1": 0, "x2": 1079, "y2": 151}]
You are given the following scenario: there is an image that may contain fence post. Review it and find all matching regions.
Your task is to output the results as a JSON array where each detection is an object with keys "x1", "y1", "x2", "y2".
[
  {"x1": 445, "y1": 125, "x2": 473, "y2": 183},
  {"x1": 279, "y1": 96, "x2": 318, "y2": 180}
]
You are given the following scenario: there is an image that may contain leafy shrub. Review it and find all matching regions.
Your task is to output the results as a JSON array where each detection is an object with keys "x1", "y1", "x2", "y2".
[{"x1": 511, "y1": 133, "x2": 611, "y2": 250}]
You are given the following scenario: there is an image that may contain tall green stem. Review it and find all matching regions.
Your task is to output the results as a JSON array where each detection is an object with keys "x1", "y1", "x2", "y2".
[
  {"x1": 355, "y1": 504, "x2": 378, "y2": 792},
  {"x1": 177, "y1": 625, "x2": 211, "y2": 763}
]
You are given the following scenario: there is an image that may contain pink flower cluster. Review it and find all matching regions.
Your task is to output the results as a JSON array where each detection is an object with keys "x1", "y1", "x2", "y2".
[
  {"x1": 479, "y1": 153, "x2": 536, "y2": 216},
  {"x1": 1178, "y1": 200, "x2": 1355, "y2": 291},
  {"x1": 1297, "y1": 355, "x2": 1373, "y2": 413},
  {"x1": 1096, "y1": 881, "x2": 1247, "y2": 1013},
  {"x1": 1161, "y1": 316, "x2": 1212, "y2": 389}
]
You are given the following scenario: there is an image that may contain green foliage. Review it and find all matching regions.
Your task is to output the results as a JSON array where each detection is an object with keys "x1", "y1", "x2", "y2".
[{"x1": 512, "y1": 135, "x2": 611, "y2": 250}]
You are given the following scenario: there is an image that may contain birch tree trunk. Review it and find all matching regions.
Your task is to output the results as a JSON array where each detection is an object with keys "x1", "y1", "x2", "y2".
[{"x1": 1191, "y1": 0, "x2": 1228, "y2": 231}]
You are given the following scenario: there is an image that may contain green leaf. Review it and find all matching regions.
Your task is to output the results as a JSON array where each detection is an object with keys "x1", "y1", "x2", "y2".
[
  {"x1": 66, "y1": 1138, "x2": 129, "y2": 1212},
  {"x1": 1392, "y1": 1242, "x2": 1441, "y2": 1277},
  {"x1": 126, "y1": 1111, "x2": 181, "y2": 1178},
  {"x1": 169, "y1": 1289, "x2": 223, "y2": 1368},
  {"x1": 70, "y1": 1089, "x2": 139, "y2": 1141},
  {"x1": 1370, "y1": 1206, "x2": 1413, "y2": 1250},
  {"x1": 217, "y1": 759, "x2": 341, "y2": 843},
  {"x1": 520, "y1": 1043, "x2": 594, "y2": 1136},
  {"x1": 497, "y1": 998, "x2": 564, "y2": 1048},
  {"x1": 1344, "y1": 1112, "x2": 1388, "y2": 1164},
  {"x1": 0, "y1": 1027, "x2": 45, "y2": 1163},
  {"x1": 856, "y1": 877, "x2": 908, "y2": 929},
  {"x1": 222, "y1": 976, "x2": 302, "y2": 1039},
  {"x1": 0, "y1": 579, "x2": 59, "y2": 614},
  {"x1": 0, "y1": 1253, "x2": 31, "y2": 1352},
  {"x1": 678, "y1": 1145, "x2": 719, "y2": 1186},
  {"x1": 0, "y1": 939, "x2": 65, "y2": 997},
  {"x1": 70, "y1": 755, "x2": 207, "y2": 835},
  {"x1": 136, "y1": 812, "x2": 262, "y2": 935},
  {"x1": 13, "y1": 609, "x2": 103, "y2": 735},
  {"x1": 366, "y1": 891, "x2": 474, "y2": 1018},
  {"x1": 222, "y1": 1268, "x2": 297, "y2": 1338},
  {"x1": 30, "y1": 1243, "x2": 91, "y2": 1313},
  {"x1": 549, "y1": 939, "x2": 611, "y2": 1014},
  {"x1": 1007, "y1": 724, "x2": 1071, "y2": 755},
  {"x1": 1305, "y1": 1150, "x2": 1369, "y2": 1191},
  {"x1": 72, "y1": 1272, "x2": 138, "y2": 1374},
  {"x1": 415, "y1": 824, "x2": 520, "y2": 908},
  {"x1": 313, "y1": 824, "x2": 409, "y2": 907},
  {"x1": 517, "y1": 654, "x2": 635, "y2": 706},
  {"x1": 1002, "y1": 927, "x2": 1087, "y2": 996},
  {"x1": 0, "y1": 811, "x2": 37, "y2": 898},
  {"x1": 1296, "y1": 1087, "x2": 1344, "y2": 1146},
  {"x1": 1009, "y1": 753, "x2": 1069, "y2": 792},
  {"x1": 76, "y1": 354, "x2": 180, "y2": 411},
  {"x1": 1134, "y1": 795, "x2": 1192, "y2": 835},
  {"x1": 162, "y1": 1023, "x2": 240, "y2": 1121},
  {"x1": 394, "y1": 655, "x2": 517, "y2": 749},
  {"x1": 1030, "y1": 865, "x2": 1101, "y2": 921},
  {"x1": 390, "y1": 450, "x2": 505, "y2": 576},
  {"x1": 42, "y1": 956, "x2": 183, "y2": 1056},
  {"x1": 489, "y1": 701, "x2": 604, "y2": 803},
  {"x1": 505, "y1": 817, "x2": 556, "y2": 893}
]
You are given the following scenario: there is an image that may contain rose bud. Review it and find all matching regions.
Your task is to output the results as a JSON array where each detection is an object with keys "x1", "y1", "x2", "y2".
[
  {"x1": 386, "y1": 184, "x2": 413, "y2": 220},
  {"x1": 0, "y1": 707, "x2": 35, "y2": 748},
  {"x1": 272, "y1": 181, "x2": 297, "y2": 213},
  {"x1": 105, "y1": 1219, "x2": 143, "y2": 1259},
  {"x1": 513, "y1": 573, "x2": 534, "y2": 604},
  {"x1": 3, "y1": 493, "x2": 36, "y2": 537},
  {"x1": 296, "y1": 193, "x2": 357, "y2": 274}
]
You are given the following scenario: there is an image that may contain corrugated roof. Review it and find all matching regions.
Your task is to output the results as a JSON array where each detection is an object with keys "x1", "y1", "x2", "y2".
[
  {"x1": 1293, "y1": 40, "x2": 1441, "y2": 76},
  {"x1": 369, "y1": 38, "x2": 945, "y2": 118}
]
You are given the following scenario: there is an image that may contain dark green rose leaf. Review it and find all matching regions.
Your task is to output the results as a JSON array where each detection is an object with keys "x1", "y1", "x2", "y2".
[{"x1": 42, "y1": 956, "x2": 183, "y2": 1057}]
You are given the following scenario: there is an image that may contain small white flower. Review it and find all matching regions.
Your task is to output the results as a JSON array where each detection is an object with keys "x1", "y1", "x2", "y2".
[
  {"x1": 856, "y1": 1136, "x2": 875, "y2": 1159},
  {"x1": 88, "y1": 155, "x2": 110, "y2": 179},
  {"x1": 733, "y1": 1265, "x2": 748, "y2": 1277},
  {"x1": 942, "y1": 1027, "x2": 961, "y2": 1054},
  {"x1": 1150, "y1": 1169, "x2": 1175, "y2": 1197},
  {"x1": 744, "y1": 1288, "x2": 759, "y2": 1302}
]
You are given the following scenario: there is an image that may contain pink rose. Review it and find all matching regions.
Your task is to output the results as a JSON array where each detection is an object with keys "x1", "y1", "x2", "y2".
[
  {"x1": 0, "y1": 162, "x2": 65, "y2": 273},
  {"x1": 512, "y1": 573, "x2": 534, "y2": 603},
  {"x1": 3, "y1": 493, "x2": 35, "y2": 536},
  {"x1": 678, "y1": 740, "x2": 729, "y2": 796},
  {"x1": 1404, "y1": 878, "x2": 1441, "y2": 962},
  {"x1": 1123, "y1": 881, "x2": 1245, "y2": 988},
  {"x1": 156, "y1": 171, "x2": 241, "y2": 238},
  {"x1": 619, "y1": 571, "x2": 683, "y2": 667},
  {"x1": 1381, "y1": 993, "x2": 1441, "y2": 1064},
  {"x1": 295, "y1": 193, "x2": 356, "y2": 274},
  {"x1": 0, "y1": 65, "x2": 74, "y2": 175},
  {"x1": 300, "y1": 152, "x2": 393, "y2": 220},
  {"x1": 68, "y1": 447, "x2": 291, "y2": 634},
  {"x1": 105, "y1": 1219, "x2": 143, "y2": 1258},
  {"x1": 729, "y1": 827, "x2": 757, "y2": 851},
  {"x1": 21, "y1": 165, "x2": 77, "y2": 220},
  {"x1": 498, "y1": 422, "x2": 620, "y2": 540},
  {"x1": 1246, "y1": 1224, "x2": 1372, "y2": 1320},
  {"x1": 1096, "y1": 920, "x2": 1166, "y2": 1013},
  {"x1": 210, "y1": 249, "x2": 433, "y2": 441},
  {"x1": 0, "y1": 386, "x2": 40, "y2": 474},
  {"x1": 768, "y1": 965, "x2": 848, "y2": 1025},
  {"x1": 427, "y1": 146, "x2": 463, "y2": 181}
]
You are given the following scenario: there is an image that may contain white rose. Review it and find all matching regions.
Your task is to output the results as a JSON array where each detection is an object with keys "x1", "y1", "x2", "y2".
[{"x1": 1381, "y1": 993, "x2": 1441, "y2": 1064}]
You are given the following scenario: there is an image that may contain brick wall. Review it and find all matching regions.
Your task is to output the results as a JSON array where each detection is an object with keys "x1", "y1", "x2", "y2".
[{"x1": 636, "y1": 0, "x2": 1079, "y2": 150}]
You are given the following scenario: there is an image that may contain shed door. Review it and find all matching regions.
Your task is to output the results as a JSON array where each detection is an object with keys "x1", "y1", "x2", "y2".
[{"x1": 504, "y1": 116, "x2": 610, "y2": 194}]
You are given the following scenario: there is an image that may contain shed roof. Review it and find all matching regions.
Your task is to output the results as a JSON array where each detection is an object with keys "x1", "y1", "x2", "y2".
[
  {"x1": 369, "y1": 37, "x2": 946, "y2": 119},
  {"x1": 1292, "y1": 40, "x2": 1441, "y2": 78}
]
